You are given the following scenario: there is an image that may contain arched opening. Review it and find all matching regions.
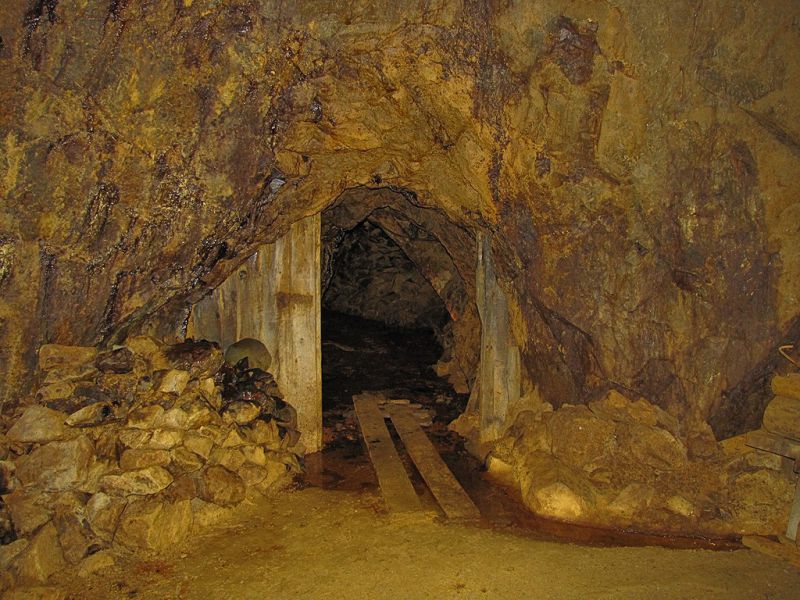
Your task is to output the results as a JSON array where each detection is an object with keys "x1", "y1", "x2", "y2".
[{"x1": 314, "y1": 187, "x2": 482, "y2": 489}]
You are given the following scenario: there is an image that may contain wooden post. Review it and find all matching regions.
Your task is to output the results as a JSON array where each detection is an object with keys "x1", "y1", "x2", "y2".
[{"x1": 189, "y1": 215, "x2": 323, "y2": 453}]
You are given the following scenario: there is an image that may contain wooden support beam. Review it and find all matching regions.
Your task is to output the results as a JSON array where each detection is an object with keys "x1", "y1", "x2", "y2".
[
  {"x1": 353, "y1": 395, "x2": 422, "y2": 514},
  {"x1": 388, "y1": 405, "x2": 481, "y2": 521},
  {"x1": 746, "y1": 430, "x2": 800, "y2": 468}
]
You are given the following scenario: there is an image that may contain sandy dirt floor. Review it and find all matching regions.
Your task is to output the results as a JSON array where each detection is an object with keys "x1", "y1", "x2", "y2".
[{"x1": 54, "y1": 486, "x2": 800, "y2": 600}]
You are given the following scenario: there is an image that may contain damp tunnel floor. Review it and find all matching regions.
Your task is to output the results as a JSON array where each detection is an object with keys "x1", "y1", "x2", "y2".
[{"x1": 305, "y1": 311, "x2": 742, "y2": 550}]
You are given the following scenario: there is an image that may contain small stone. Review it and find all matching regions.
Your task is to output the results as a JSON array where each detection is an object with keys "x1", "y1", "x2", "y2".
[
  {"x1": 85, "y1": 493, "x2": 126, "y2": 542},
  {"x1": 625, "y1": 424, "x2": 688, "y2": 471},
  {"x1": 252, "y1": 460, "x2": 289, "y2": 495},
  {"x1": 170, "y1": 447, "x2": 205, "y2": 474},
  {"x1": 155, "y1": 407, "x2": 190, "y2": 430},
  {"x1": 52, "y1": 509, "x2": 96, "y2": 565},
  {"x1": 163, "y1": 474, "x2": 198, "y2": 502},
  {"x1": 532, "y1": 482, "x2": 588, "y2": 521},
  {"x1": 265, "y1": 450, "x2": 302, "y2": 473},
  {"x1": 12, "y1": 522, "x2": 66, "y2": 584},
  {"x1": 115, "y1": 498, "x2": 192, "y2": 551},
  {"x1": 119, "y1": 448, "x2": 171, "y2": 470},
  {"x1": 74, "y1": 459, "x2": 113, "y2": 495},
  {"x1": 165, "y1": 340, "x2": 224, "y2": 378},
  {"x1": 240, "y1": 445, "x2": 266, "y2": 466},
  {"x1": 222, "y1": 402, "x2": 260, "y2": 425},
  {"x1": 117, "y1": 429, "x2": 152, "y2": 449},
  {"x1": 124, "y1": 335, "x2": 163, "y2": 358},
  {"x1": 607, "y1": 483, "x2": 655, "y2": 518},
  {"x1": 94, "y1": 347, "x2": 134, "y2": 374},
  {"x1": 147, "y1": 429, "x2": 183, "y2": 450},
  {"x1": 209, "y1": 447, "x2": 246, "y2": 472},
  {"x1": 34, "y1": 382, "x2": 75, "y2": 404},
  {"x1": 65, "y1": 403, "x2": 116, "y2": 428},
  {"x1": 197, "y1": 465, "x2": 245, "y2": 507},
  {"x1": 126, "y1": 405, "x2": 164, "y2": 429},
  {"x1": 198, "y1": 378, "x2": 221, "y2": 409},
  {"x1": 666, "y1": 495, "x2": 696, "y2": 518},
  {"x1": 77, "y1": 550, "x2": 115, "y2": 578},
  {"x1": 7, "y1": 406, "x2": 69, "y2": 444},
  {"x1": 242, "y1": 419, "x2": 280, "y2": 448},
  {"x1": 16, "y1": 436, "x2": 94, "y2": 492},
  {"x1": 237, "y1": 463, "x2": 268, "y2": 487},
  {"x1": 197, "y1": 425, "x2": 227, "y2": 444},
  {"x1": 183, "y1": 432, "x2": 214, "y2": 459},
  {"x1": 0, "y1": 538, "x2": 29, "y2": 570},
  {"x1": 484, "y1": 454, "x2": 515, "y2": 487},
  {"x1": 221, "y1": 429, "x2": 247, "y2": 448},
  {"x1": 6, "y1": 490, "x2": 52, "y2": 537},
  {"x1": 1, "y1": 460, "x2": 18, "y2": 494},
  {"x1": 43, "y1": 366, "x2": 99, "y2": 385},
  {"x1": 38, "y1": 345, "x2": 97, "y2": 372},
  {"x1": 158, "y1": 370, "x2": 190, "y2": 395},
  {"x1": 183, "y1": 399, "x2": 218, "y2": 428},
  {"x1": 100, "y1": 466, "x2": 173, "y2": 496}
]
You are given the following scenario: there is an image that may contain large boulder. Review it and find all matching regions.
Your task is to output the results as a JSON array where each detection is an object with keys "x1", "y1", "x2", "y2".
[
  {"x1": 52, "y1": 497, "x2": 97, "y2": 565},
  {"x1": 224, "y1": 338, "x2": 272, "y2": 371},
  {"x1": 15, "y1": 437, "x2": 94, "y2": 492},
  {"x1": 6, "y1": 490, "x2": 53, "y2": 537},
  {"x1": 196, "y1": 465, "x2": 245, "y2": 507},
  {"x1": 114, "y1": 498, "x2": 192, "y2": 551},
  {"x1": 11, "y1": 522, "x2": 66, "y2": 584},
  {"x1": 518, "y1": 453, "x2": 597, "y2": 522},
  {"x1": 7, "y1": 407, "x2": 70, "y2": 444},
  {"x1": 85, "y1": 492, "x2": 126, "y2": 542},
  {"x1": 163, "y1": 340, "x2": 224, "y2": 379},
  {"x1": 119, "y1": 449, "x2": 171, "y2": 471},
  {"x1": 100, "y1": 466, "x2": 173, "y2": 496}
]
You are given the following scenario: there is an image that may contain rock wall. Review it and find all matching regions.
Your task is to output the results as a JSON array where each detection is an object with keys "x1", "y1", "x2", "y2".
[
  {"x1": 1, "y1": 1, "x2": 799, "y2": 438},
  {"x1": 323, "y1": 220, "x2": 449, "y2": 329}
]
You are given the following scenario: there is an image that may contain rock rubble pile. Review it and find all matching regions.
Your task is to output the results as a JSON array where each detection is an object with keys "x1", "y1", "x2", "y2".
[{"x1": 0, "y1": 337, "x2": 301, "y2": 590}]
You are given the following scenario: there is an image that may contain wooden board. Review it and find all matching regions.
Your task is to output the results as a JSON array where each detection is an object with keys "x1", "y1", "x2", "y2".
[
  {"x1": 772, "y1": 374, "x2": 800, "y2": 402},
  {"x1": 746, "y1": 430, "x2": 800, "y2": 468},
  {"x1": 353, "y1": 395, "x2": 422, "y2": 514},
  {"x1": 763, "y1": 396, "x2": 800, "y2": 441},
  {"x1": 742, "y1": 535, "x2": 800, "y2": 569},
  {"x1": 388, "y1": 405, "x2": 481, "y2": 521},
  {"x1": 787, "y1": 479, "x2": 800, "y2": 541}
]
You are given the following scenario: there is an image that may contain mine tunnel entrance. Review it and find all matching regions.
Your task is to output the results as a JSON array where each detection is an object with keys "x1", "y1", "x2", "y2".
[
  {"x1": 188, "y1": 185, "x2": 529, "y2": 513},
  {"x1": 310, "y1": 198, "x2": 477, "y2": 494}
]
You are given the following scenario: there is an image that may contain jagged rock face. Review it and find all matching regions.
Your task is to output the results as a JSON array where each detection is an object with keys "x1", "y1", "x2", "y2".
[{"x1": 1, "y1": 1, "x2": 799, "y2": 436}]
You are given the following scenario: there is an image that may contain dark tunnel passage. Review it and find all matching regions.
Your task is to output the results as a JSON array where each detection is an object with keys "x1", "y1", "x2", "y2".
[{"x1": 318, "y1": 209, "x2": 467, "y2": 452}]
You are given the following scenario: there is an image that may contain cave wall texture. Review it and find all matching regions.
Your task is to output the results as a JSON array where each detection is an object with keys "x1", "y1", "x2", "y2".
[
  {"x1": 322, "y1": 220, "x2": 450, "y2": 329},
  {"x1": 1, "y1": 0, "x2": 799, "y2": 437}
]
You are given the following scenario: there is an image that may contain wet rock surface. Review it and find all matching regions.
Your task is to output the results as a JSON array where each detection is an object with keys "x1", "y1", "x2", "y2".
[{"x1": 1, "y1": 1, "x2": 797, "y2": 444}]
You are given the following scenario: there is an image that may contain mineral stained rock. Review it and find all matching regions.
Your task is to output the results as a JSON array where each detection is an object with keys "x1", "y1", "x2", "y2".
[
  {"x1": 492, "y1": 390, "x2": 796, "y2": 535},
  {"x1": 0, "y1": 1, "x2": 798, "y2": 441}
]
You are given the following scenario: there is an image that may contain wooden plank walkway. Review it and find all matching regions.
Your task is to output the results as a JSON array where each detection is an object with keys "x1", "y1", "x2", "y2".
[
  {"x1": 388, "y1": 405, "x2": 481, "y2": 521},
  {"x1": 353, "y1": 395, "x2": 422, "y2": 514}
]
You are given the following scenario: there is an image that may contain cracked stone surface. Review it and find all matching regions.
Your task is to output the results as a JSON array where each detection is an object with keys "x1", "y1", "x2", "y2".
[{"x1": 0, "y1": 0, "x2": 799, "y2": 440}]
